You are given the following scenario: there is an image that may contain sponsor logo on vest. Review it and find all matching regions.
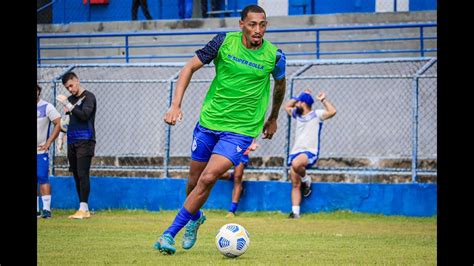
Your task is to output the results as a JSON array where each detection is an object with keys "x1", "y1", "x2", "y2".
[{"x1": 227, "y1": 54, "x2": 264, "y2": 70}]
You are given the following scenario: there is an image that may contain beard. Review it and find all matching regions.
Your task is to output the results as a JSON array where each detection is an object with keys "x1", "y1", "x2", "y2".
[
  {"x1": 295, "y1": 107, "x2": 303, "y2": 115},
  {"x1": 251, "y1": 40, "x2": 261, "y2": 47}
]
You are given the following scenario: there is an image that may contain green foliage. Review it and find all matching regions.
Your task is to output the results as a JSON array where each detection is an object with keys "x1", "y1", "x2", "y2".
[{"x1": 38, "y1": 210, "x2": 436, "y2": 265}]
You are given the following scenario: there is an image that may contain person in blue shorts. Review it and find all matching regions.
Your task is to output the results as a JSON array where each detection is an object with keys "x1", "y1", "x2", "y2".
[
  {"x1": 220, "y1": 140, "x2": 258, "y2": 217},
  {"x1": 284, "y1": 89, "x2": 336, "y2": 219},
  {"x1": 37, "y1": 84, "x2": 62, "y2": 218}
]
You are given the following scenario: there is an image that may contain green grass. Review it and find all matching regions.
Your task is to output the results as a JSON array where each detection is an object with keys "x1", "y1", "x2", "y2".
[{"x1": 38, "y1": 209, "x2": 436, "y2": 265}]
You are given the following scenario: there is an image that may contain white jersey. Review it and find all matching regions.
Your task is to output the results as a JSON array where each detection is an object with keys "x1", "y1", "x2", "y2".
[
  {"x1": 37, "y1": 99, "x2": 61, "y2": 154},
  {"x1": 290, "y1": 109, "x2": 325, "y2": 155}
]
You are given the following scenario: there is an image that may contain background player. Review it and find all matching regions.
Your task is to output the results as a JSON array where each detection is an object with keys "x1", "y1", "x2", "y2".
[
  {"x1": 284, "y1": 89, "x2": 336, "y2": 219},
  {"x1": 220, "y1": 140, "x2": 259, "y2": 217},
  {"x1": 37, "y1": 84, "x2": 61, "y2": 218}
]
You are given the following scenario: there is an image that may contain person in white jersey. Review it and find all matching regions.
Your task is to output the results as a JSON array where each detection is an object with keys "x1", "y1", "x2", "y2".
[
  {"x1": 37, "y1": 84, "x2": 61, "y2": 218},
  {"x1": 284, "y1": 89, "x2": 336, "y2": 219}
]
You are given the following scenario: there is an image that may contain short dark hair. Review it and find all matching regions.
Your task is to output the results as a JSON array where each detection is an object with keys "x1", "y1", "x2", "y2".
[
  {"x1": 240, "y1": 5, "x2": 266, "y2": 20},
  {"x1": 61, "y1": 72, "x2": 78, "y2": 85},
  {"x1": 37, "y1": 84, "x2": 42, "y2": 95}
]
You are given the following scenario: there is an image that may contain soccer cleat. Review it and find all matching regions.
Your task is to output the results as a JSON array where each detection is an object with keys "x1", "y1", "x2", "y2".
[
  {"x1": 301, "y1": 179, "x2": 312, "y2": 198},
  {"x1": 37, "y1": 211, "x2": 41, "y2": 218},
  {"x1": 154, "y1": 233, "x2": 176, "y2": 255},
  {"x1": 181, "y1": 212, "x2": 206, "y2": 250},
  {"x1": 41, "y1": 209, "x2": 52, "y2": 219},
  {"x1": 68, "y1": 210, "x2": 91, "y2": 219},
  {"x1": 225, "y1": 212, "x2": 235, "y2": 218},
  {"x1": 288, "y1": 212, "x2": 301, "y2": 219}
]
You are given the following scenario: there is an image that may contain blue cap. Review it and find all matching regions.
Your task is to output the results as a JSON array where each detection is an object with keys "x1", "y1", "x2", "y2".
[{"x1": 293, "y1": 92, "x2": 314, "y2": 107}]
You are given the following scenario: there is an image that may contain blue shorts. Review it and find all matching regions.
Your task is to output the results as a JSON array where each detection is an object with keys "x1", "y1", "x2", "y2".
[
  {"x1": 239, "y1": 154, "x2": 250, "y2": 167},
  {"x1": 37, "y1": 153, "x2": 49, "y2": 184},
  {"x1": 191, "y1": 123, "x2": 254, "y2": 167},
  {"x1": 287, "y1": 151, "x2": 319, "y2": 169}
]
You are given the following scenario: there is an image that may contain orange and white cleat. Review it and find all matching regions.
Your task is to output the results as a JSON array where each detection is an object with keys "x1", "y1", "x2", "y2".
[{"x1": 68, "y1": 210, "x2": 91, "y2": 219}]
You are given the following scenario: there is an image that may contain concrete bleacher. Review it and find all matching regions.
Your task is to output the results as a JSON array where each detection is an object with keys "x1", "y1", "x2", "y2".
[{"x1": 37, "y1": 11, "x2": 437, "y2": 64}]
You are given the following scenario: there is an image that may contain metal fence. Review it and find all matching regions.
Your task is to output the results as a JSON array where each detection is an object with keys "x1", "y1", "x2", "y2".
[{"x1": 37, "y1": 57, "x2": 437, "y2": 182}]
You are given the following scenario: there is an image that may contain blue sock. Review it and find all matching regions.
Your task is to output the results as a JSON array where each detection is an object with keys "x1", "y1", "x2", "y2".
[
  {"x1": 229, "y1": 202, "x2": 238, "y2": 213},
  {"x1": 190, "y1": 209, "x2": 202, "y2": 221},
  {"x1": 163, "y1": 207, "x2": 193, "y2": 238}
]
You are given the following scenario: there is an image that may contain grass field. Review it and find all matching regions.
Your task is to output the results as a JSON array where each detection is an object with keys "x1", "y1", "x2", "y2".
[{"x1": 37, "y1": 209, "x2": 436, "y2": 265}]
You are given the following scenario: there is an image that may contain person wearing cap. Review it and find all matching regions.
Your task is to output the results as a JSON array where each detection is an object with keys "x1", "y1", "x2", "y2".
[{"x1": 284, "y1": 89, "x2": 336, "y2": 219}]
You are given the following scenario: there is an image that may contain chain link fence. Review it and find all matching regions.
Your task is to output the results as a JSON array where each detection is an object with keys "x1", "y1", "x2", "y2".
[{"x1": 37, "y1": 58, "x2": 437, "y2": 182}]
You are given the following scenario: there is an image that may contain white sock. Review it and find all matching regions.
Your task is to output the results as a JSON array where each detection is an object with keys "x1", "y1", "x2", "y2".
[
  {"x1": 292, "y1": 206, "x2": 300, "y2": 216},
  {"x1": 301, "y1": 176, "x2": 310, "y2": 183},
  {"x1": 37, "y1": 196, "x2": 40, "y2": 212},
  {"x1": 42, "y1": 195, "x2": 51, "y2": 211},
  {"x1": 79, "y1": 202, "x2": 89, "y2": 212}
]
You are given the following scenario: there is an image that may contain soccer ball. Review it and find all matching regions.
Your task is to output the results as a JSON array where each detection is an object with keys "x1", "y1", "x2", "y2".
[
  {"x1": 60, "y1": 115, "x2": 69, "y2": 133},
  {"x1": 215, "y1": 223, "x2": 250, "y2": 258}
]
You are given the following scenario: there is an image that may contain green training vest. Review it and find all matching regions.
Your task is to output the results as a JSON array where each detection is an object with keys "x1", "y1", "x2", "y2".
[{"x1": 199, "y1": 31, "x2": 278, "y2": 137}]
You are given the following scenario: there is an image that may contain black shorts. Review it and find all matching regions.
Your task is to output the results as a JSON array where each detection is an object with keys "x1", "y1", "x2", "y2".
[{"x1": 67, "y1": 140, "x2": 96, "y2": 159}]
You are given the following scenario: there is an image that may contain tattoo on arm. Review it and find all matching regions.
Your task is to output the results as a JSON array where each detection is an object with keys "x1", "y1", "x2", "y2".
[{"x1": 268, "y1": 78, "x2": 286, "y2": 120}]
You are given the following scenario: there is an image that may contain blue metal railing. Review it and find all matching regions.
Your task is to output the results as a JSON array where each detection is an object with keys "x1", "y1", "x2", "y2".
[{"x1": 37, "y1": 22, "x2": 437, "y2": 64}]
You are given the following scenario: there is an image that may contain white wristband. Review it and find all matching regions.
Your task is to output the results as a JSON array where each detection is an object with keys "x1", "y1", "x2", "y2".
[{"x1": 65, "y1": 102, "x2": 74, "y2": 110}]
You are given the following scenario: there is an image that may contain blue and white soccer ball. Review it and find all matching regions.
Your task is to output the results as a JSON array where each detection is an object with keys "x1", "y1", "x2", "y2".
[
  {"x1": 60, "y1": 115, "x2": 69, "y2": 133},
  {"x1": 215, "y1": 223, "x2": 250, "y2": 258}
]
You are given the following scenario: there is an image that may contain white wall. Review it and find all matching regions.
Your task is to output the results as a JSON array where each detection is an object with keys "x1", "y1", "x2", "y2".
[
  {"x1": 258, "y1": 0, "x2": 288, "y2": 16},
  {"x1": 376, "y1": 0, "x2": 409, "y2": 12}
]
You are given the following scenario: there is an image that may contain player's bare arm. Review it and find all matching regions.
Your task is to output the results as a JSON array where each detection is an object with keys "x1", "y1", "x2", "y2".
[
  {"x1": 284, "y1": 98, "x2": 297, "y2": 116},
  {"x1": 164, "y1": 56, "x2": 204, "y2": 126},
  {"x1": 262, "y1": 77, "x2": 286, "y2": 139},
  {"x1": 317, "y1": 91, "x2": 337, "y2": 120},
  {"x1": 38, "y1": 117, "x2": 61, "y2": 151}
]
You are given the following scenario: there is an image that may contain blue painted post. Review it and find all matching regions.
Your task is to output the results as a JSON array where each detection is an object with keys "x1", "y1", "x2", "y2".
[
  {"x1": 419, "y1": 26, "x2": 425, "y2": 57},
  {"x1": 284, "y1": 78, "x2": 295, "y2": 181},
  {"x1": 316, "y1": 30, "x2": 320, "y2": 59},
  {"x1": 164, "y1": 81, "x2": 174, "y2": 178},
  {"x1": 158, "y1": 0, "x2": 163, "y2": 19},
  {"x1": 394, "y1": 0, "x2": 397, "y2": 12},
  {"x1": 51, "y1": 82, "x2": 57, "y2": 176},
  {"x1": 125, "y1": 36, "x2": 130, "y2": 63},
  {"x1": 63, "y1": 0, "x2": 66, "y2": 24},
  {"x1": 37, "y1": 37, "x2": 41, "y2": 65},
  {"x1": 411, "y1": 77, "x2": 419, "y2": 183}
]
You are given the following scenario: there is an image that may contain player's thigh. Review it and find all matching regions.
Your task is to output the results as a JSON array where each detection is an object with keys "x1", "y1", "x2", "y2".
[
  {"x1": 191, "y1": 123, "x2": 219, "y2": 163},
  {"x1": 291, "y1": 153, "x2": 309, "y2": 169},
  {"x1": 198, "y1": 154, "x2": 234, "y2": 186},
  {"x1": 189, "y1": 160, "x2": 208, "y2": 184}
]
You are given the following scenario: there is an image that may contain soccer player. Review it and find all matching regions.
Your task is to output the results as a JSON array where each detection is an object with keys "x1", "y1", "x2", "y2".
[
  {"x1": 156, "y1": 4, "x2": 286, "y2": 255},
  {"x1": 37, "y1": 84, "x2": 62, "y2": 218},
  {"x1": 56, "y1": 72, "x2": 97, "y2": 219},
  {"x1": 221, "y1": 140, "x2": 259, "y2": 218},
  {"x1": 284, "y1": 89, "x2": 336, "y2": 219}
]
